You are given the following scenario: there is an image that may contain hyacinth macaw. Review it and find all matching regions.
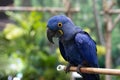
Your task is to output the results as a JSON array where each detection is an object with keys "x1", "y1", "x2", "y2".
[{"x1": 47, "y1": 15, "x2": 100, "y2": 80}]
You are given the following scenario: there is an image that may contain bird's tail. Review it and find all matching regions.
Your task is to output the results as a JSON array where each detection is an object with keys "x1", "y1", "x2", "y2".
[{"x1": 82, "y1": 73, "x2": 100, "y2": 80}]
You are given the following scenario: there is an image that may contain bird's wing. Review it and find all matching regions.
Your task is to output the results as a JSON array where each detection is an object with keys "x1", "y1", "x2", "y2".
[
  {"x1": 75, "y1": 32, "x2": 99, "y2": 67},
  {"x1": 59, "y1": 41, "x2": 68, "y2": 61}
]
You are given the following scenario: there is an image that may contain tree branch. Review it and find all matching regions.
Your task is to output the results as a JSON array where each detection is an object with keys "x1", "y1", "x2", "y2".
[
  {"x1": 93, "y1": 0, "x2": 105, "y2": 45},
  {"x1": 113, "y1": 14, "x2": 120, "y2": 30},
  {"x1": 107, "y1": 0, "x2": 116, "y2": 10},
  {"x1": 0, "y1": 6, "x2": 80, "y2": 13},
  {"x1": 109, "y1": 9, "x2": 120, "y2": 14},
  {"x1": 62, "y1": 0, "x2": 72, "y2": 18},
  {"x1": 57, "y1": 65, "x2": 120, "y2": 75},
  {"x1": 101, "y1": 9, "x2": 120, "y2": 15}
]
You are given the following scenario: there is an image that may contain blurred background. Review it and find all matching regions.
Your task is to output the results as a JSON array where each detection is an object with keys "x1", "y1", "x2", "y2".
[{"x1": 0, "y1": 0, "x2": 120, "y2": 80}]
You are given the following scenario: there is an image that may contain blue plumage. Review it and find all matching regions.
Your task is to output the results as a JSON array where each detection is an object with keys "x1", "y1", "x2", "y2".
[{"x1": 47, "y1": 15, "x2": 100, "y2": 80}]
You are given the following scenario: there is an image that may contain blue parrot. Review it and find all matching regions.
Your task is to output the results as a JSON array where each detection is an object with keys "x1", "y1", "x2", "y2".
[{"x1": 47, "y1": 15, "x2": 100, "y2": 80}]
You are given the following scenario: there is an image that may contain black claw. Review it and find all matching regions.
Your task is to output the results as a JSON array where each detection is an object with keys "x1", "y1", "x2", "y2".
[
  {"x1": 77, "y1": 65, "x2": 83, "y2": 74},
  {"x1": 65, "y1": 64, "x2": 73, "y2": 73}
]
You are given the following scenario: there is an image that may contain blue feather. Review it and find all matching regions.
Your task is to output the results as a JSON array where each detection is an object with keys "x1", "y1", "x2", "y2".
[
  {"x1": 59, "y1": 30, "x2": 99, "y2": 80},
  {"x1": 75, "y1": 31, "x2": 99, "y2": 67}
]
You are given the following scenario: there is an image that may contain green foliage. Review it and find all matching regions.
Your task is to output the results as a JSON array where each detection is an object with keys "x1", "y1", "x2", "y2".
[
  {"x1": 112, "y1": 27, "x2": 120, "y2": 67},
  {"x1": 112, "y1": 66, "x2": 120, "y2": 80},
  {"x1": 0, "y1": 12, "x2": 70, "y2": 80}
]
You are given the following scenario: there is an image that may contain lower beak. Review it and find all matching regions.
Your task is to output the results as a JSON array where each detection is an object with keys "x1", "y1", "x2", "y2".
[{"x1": 47, "y1": 29, "x2": 56, "y2": 44}]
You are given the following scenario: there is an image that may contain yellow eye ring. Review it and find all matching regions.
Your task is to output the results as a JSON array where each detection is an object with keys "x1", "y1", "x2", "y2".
[{"x1": 58, "y1": 22, "x2": 62, "y2": 27}]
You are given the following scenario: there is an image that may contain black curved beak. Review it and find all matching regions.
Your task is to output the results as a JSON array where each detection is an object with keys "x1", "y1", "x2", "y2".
[{"x1": 47, "y1": 29, "x2": 56, "y2": 44}]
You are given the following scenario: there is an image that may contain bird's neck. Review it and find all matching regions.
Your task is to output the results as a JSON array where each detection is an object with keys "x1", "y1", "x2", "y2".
[{"x1": 60, "y1": 26, "x2": 82, "y2": 42}]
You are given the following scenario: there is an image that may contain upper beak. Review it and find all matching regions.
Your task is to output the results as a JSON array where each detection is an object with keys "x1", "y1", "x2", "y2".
[{"x1": 47, "y1": 29, "x2": 56, "y2": 44}]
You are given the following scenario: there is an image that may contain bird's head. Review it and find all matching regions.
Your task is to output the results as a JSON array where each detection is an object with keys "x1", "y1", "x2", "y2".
[{"x1": 47, "y1": 15, "x2": 75, "y2": 43}]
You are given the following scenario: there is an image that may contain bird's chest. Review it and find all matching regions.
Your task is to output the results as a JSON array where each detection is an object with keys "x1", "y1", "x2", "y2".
[
  {"x1": 63, "y1": 40, "x2": 82, "y2": 65},
  {"x1": 64, "y1": 42, "x2": 76, "y2": 55}
]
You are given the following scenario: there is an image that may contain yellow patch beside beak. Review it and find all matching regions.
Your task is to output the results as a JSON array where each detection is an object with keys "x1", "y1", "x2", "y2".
[{"x1": 58, "y1": 30, "x2": 63, "y2": 35}]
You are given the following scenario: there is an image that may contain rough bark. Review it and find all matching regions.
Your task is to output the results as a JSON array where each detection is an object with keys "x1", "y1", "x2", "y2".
[
  {"x1": 105, "y1": 15, "x2": 112, "y2": 80},
  {"x1": 0, "y1": 7, "x2": 79, "y2": 13},
  {"x1": 62, "y1": 0, "x2": 72, "y2": 18},
  {"x1": 102, "y1": 0, "x2": 113, "y2": 80},
  {"x1": 93, "y1": 0, "x2": 105, "y2": 45}
]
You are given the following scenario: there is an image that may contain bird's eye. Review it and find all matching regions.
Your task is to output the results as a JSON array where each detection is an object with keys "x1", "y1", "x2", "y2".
[{"x1": 58, "y1": 22, "x2": 62, "y2": 27}]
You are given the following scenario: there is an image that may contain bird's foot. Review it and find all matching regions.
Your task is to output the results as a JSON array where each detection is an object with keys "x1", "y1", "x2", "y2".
[
  {"x1": 65, "y1": 64, "x2": 73, "y2": 73},
  {"x1": 77, "y1": 65, "x2": 83, "y2": 74}
]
